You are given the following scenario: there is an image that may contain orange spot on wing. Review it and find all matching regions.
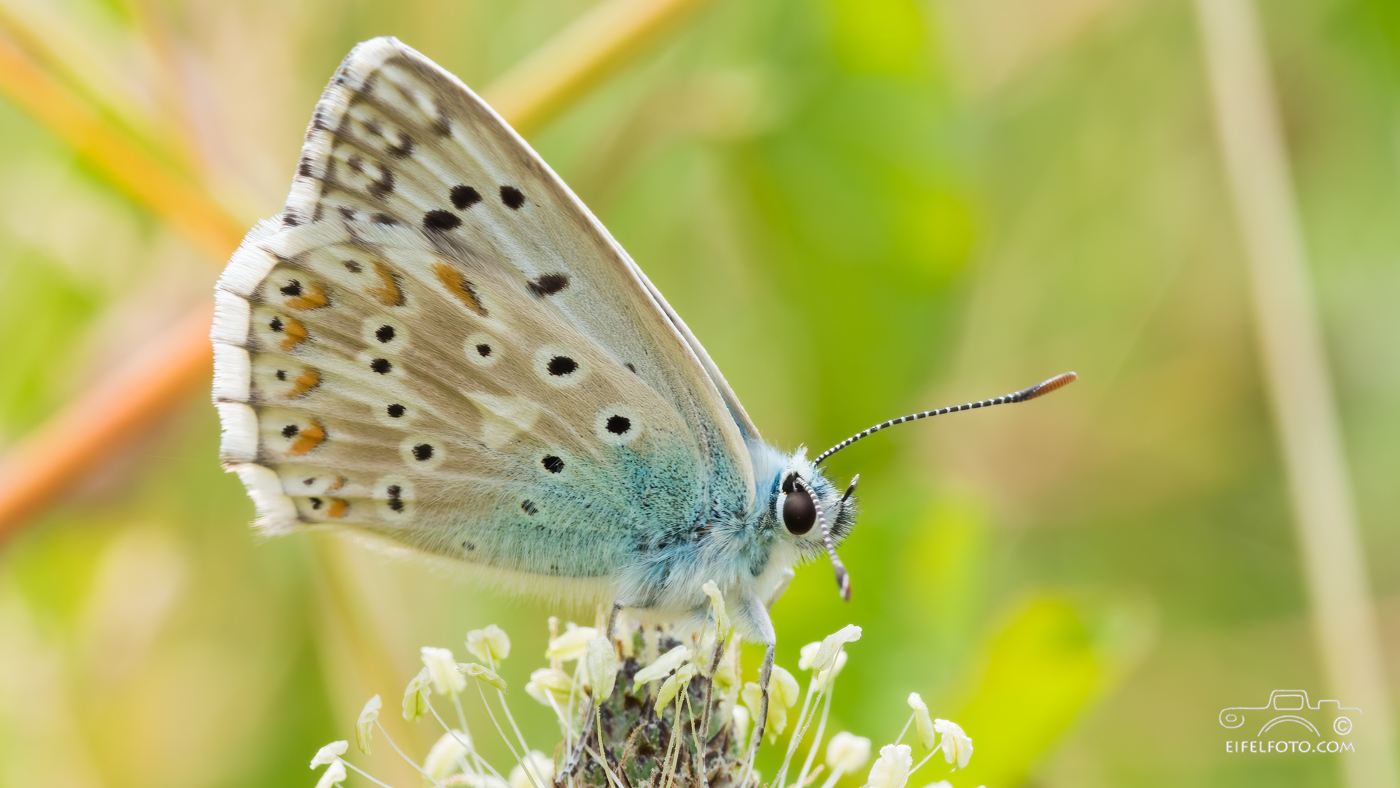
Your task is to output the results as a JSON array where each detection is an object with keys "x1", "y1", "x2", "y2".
[
  {"x1": 369, "y1": 261, "x2": 404, "y2": 306},
  {"x1": 285, "y1": 282, "x2": 329, "y2": 310},
  {"x1": 287, "y1": 419, "x2": 326, "y2": 456},
  {"x1": 280, "y1": 318, "x2": 308, "y2": 351},
  {"x1": 325, "y1": 476, "x2": 347, "y2": 492},
  {"x1": 287, "y1": 369, "x2": 321, "y2": 398},
  {"x1": 325, "y1": 497, "x2": 348, "y2": 518},
  {"x1": 433, "y1": 261, "x2": 487, "y2": 316}
]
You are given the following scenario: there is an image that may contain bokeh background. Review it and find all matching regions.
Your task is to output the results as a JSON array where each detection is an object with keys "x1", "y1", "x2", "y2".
[{"x1": 0, "y1": 0, "x2": 1397, "y2": 786}]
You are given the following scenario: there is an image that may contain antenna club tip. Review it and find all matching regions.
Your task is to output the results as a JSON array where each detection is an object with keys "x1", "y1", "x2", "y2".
[
  {"x1": 1026, "y1": 371, "x2": 1078, "y2": 401},
  {"x1": 836, "y1": 568, "x2": 852, "y2": 601}
]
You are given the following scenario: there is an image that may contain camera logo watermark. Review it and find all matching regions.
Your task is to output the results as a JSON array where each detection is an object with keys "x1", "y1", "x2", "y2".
[{"x1": 1220, "y1": 690, "x2": 1360, "y2": 753}]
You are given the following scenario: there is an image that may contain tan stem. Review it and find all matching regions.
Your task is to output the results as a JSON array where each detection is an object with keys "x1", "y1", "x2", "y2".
[{"x1": 1194, "y1": 1, "x2": 1397, "y2": 786}]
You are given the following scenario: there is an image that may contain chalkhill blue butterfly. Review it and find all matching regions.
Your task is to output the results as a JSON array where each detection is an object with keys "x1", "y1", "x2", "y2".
[{"x1": 210, "y1": 37, "x2": 1074, "y2": 751}]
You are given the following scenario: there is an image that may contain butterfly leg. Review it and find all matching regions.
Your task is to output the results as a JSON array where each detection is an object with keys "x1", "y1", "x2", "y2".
[
  {"x1": 606, "y1": 601, "x2": 624, "y2": 640},
  {"x1": 557, "y1": 601, "x2": 629, "y2": 786},
  {"x1": 736, "y1": 593, "x2": 777, "y2": 787}
]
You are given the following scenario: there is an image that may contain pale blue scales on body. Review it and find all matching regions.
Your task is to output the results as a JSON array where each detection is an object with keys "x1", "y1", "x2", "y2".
[{"x1": 210, "y1": 36, "x2": 1074, "y2": 761}]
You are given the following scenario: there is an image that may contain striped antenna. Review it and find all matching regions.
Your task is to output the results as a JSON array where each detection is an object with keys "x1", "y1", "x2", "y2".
[
  {"x1": 813, "y1": 371, "x2": 1077, "y2": 466},
  {"x1": 794, "y1": 477, "x2": 850, "y2": 600}
]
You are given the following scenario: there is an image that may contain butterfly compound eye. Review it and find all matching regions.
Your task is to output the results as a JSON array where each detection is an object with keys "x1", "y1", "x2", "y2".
[{"x1": 783, "y1": 488, "x2": 816, "y2": 535}]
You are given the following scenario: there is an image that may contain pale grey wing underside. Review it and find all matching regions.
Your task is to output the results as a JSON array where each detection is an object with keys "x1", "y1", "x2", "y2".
[
  {"x1": 628, "y1": 266, "x2": 762, "y2": 442},
  {"x1": 210, "y1": 37, "x2": 754, "y2": 581}
]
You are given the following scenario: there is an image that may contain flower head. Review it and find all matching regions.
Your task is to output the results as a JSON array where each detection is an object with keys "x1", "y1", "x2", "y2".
[
  {"x1": 422, "y1": 647, "x2": 466, "y2": 694},
  {"x1": 314, "y1": 759, "x2": 346, "y2": 788},
  {"x1": 826, "y1": 731, "x2": 872, "y2": 773},
  {"x1": 934, "y1": 719, "x2": 973, "y2": 769},
  {"x1": 310, "y1": 740, "x2": 347, "y2": 768},
  {"x1": 633, "y1": 644, "x2": 692, "y2": 685},
  {"x1": 811, "y1": 624, "x2": 861, "y2": 675},
  {"x1": 771, "y1": 664, "x2": 800, "y2": 707},
  {"x1": 907, "y1": 692, "x2": 936, "y2": 750},
  {"x1": 509, "y1": 750, "x2": 555, "y2": 788},
  {"x1": 713, "y1": 643, "x2": 740, "y2": 695},
  {"x1": 355, "y1": 695, "x2": 380, "y2": 754},
  {"x1": 799, "y1": 641, "x2": 849, "y2": 689},
  {"x1": 585, "y1": 636, "x2": 619, "y2": 699},
  {"x1": 701, "y1": 580, "x2": 731, "y2": 640},
  {"x1": 467, "y1": 624, "x2": 511, "y2": 664},
  {"x1": 866, "y1": 743, "x2": 913, "y2": 788},
  {"x1": 403, "y1": 667, "x2": 432, "y2": 721},
  {"x1": 545, "y1": 624, "x2": 597, "y2": 663},
  {"x1": 425, "y1": 730, "x2": 471, "y2": 781},
  {"x1": 731, "y1": 704, "x2": 751, "y2": 744},
  {"x1": 525, "y1": 668, "x2": 573, "y2": 707},
  {"x1": 740, "y1": 665, "x2": 799, "y2": 739},
  {"x1": 655, "y1": 663, "x2": 698, "y2": 712},
  {"x1": 462, "y1": 662, "x2": 507, "y2": 691}
]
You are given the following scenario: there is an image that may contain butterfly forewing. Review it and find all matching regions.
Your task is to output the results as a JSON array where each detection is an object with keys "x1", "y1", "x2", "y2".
[{"x1": 212, "y1": 38, "x2": 755, "y2": 582}]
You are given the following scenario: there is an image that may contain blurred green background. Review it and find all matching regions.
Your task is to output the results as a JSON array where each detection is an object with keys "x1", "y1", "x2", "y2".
[{"x1": 0, "y1": 0, "x2": 1397, "y2": 786}]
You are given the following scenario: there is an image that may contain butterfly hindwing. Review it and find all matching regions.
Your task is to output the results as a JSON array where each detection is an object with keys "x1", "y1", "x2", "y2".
[{"x1": 212, "y1": 38, "x2": 755, "y2": 586}]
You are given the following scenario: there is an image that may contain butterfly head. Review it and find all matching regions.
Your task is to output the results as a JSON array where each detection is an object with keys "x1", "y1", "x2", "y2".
[
  {"x1": 770, "y1": 452, "x2": 857, "y2": 601},
  {"x1": 768, "y1": 371, "x2": 1079, "y2": 603}
]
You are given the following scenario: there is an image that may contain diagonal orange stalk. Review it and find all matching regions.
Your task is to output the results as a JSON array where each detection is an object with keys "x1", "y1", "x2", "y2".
[
  {"x1": 0, "y1": 0, "x2": 713, "y2": 539},
  {"x1": 0, "y1": 36, "x2": 246, "y2": 260},
  {"x1": 0, "y1": 1, "x2": 203, "y2": 177}
]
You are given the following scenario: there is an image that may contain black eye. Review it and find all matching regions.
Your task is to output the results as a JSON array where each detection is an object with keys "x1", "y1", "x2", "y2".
[{"x1": 783, "y1": 487, "x2": 816, "y2": 535}]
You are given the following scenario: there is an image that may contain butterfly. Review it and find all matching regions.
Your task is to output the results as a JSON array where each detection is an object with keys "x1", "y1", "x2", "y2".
[{"x1": 211, "y1": 36, "x2": 1073, "y2": 749}]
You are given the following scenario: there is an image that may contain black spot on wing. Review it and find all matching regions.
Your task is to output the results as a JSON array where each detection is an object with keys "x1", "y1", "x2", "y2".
[
  {"x1": 412, "y1": 443, "x2": 433, "y2": 461},
  {"x1": 423, "y1": 210, "x2": 461, "y2": 231},
  {"x1": 528, "y1": 274, "x2": 569, "y2": 297},
  {"x1": 500, "y1": 186, "x2": 526, "y2": 209},
  {"x1": 370, "y1": 358, "x2": 392, "y2": 374},
  {"x1": 521, "y1": 500, "x2": 538, "y2": 515},
  {"x1": 451, "y1": 185, "x2": 481, "y2": 209},
  {"x1": 542, "y1": 455, "x2": 564, "y2": 474},
  {"x1": 606, "y1": 415, "x2": 632, "y2": 435},
  {"x1": 547, "y1": 356, "x2": 578, "y2": 376},
  {"x1": 387, "y1": 404, "x2": 406, "y2": 418}
]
